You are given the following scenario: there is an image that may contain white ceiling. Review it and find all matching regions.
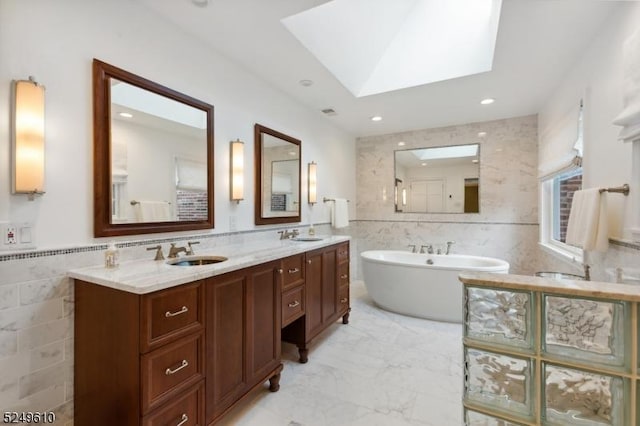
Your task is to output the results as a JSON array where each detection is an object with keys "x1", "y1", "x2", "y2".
[{"x1": 137, "y1": 0, "x2": 619, "y2": 138}]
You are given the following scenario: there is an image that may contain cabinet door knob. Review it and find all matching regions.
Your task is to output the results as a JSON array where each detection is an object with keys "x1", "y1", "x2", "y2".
[
  {"x1": 165, "y1": 359, "x2": 189, "y2": 375},
  {"x1": 176, "y1": 414, "x2": 189, "y2": 426},
  {"x1": 307, "y1": 259, "x2": 312, "y2": 264},
  {"x1": 340, "y1": 274, "x2": 348, "y2": 279},
  {"x1": 165, "y1": 306, "x2": 188, "y2": 318},
  {"x1": 288, "y1": 300, "x2": 300, "y2": 308}
]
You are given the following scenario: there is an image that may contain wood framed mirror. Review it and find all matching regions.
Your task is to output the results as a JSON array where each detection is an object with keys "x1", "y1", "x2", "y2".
[
  {"x1": 254, "y1": 124, "x2": 301, "y2": 225},
  {"x1": 93, "y1": 59, "x2": 215, "y2": 237}
]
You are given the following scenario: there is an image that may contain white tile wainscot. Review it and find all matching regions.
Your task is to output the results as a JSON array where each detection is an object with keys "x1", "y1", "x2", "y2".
[{"x1": 460, "y1": 272, "x2": 640, "y2": 425}]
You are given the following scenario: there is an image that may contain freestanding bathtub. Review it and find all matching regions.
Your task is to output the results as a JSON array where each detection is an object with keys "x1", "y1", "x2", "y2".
[{"x1": 361, "y1": 250, "x2": 509, "y2": 323}]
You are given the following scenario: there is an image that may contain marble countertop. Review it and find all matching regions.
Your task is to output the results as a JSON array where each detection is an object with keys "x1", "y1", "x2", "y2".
[
  {"x1": 68, "y1": 235, "x2": 350, "y2": 294},
  {"x1": 459, "y1": 272, "x2": 640, "y2": 302}
]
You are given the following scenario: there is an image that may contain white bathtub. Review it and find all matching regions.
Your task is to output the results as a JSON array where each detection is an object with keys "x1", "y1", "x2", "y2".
[{"x1": 361, "y1": 250, "x2": 509, "y2": 323}]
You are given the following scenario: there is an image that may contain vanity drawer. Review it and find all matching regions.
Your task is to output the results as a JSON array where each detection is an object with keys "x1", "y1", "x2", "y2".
[
  {"x1": 141, "y1": 282, "x2": 203, "y2": 352},
  {"x1": 141, "y1": 332, "x2": 204, "y2": 414},
  {"x1": 337, "y1": 243, "x2": 349, "y2": 264},
  {"x1": 338, "y1": 263, "x2": 349, "y2": 287},
  {"x1": 338, "y1": 285, "x2": 349, "y2": 310},
  {"x1": 281, "y1": 254, "x2": 305, "y2": 291},
  {"x1": 142, "y1": 381, "x2": 204, "y2": 426},
  {"x1": 282, "y1": 285, "x2": 305, "y2": 327}
]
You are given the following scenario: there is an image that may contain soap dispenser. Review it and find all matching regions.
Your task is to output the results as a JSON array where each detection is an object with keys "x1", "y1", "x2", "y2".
[{"x1": 105, "y1": 242, "x2": 120, "y2": 268}]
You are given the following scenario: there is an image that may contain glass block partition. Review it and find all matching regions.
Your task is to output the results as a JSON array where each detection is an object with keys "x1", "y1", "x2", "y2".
[{"x1": 461, "y1": 274, "x2": 640, "y2": 426}]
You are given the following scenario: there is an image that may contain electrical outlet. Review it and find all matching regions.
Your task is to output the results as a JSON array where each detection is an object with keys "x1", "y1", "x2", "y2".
[{"x1": 5, "y1": 226, "x2": 17, "y2": 244}]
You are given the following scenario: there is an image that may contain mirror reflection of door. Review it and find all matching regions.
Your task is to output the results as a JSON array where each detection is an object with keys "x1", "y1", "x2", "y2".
[{"x1": 464, "y1": 178, "x2": 479, "y2": 213}]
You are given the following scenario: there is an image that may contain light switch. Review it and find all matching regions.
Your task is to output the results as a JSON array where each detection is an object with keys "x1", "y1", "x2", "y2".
[{"x1": 20, "y1": 226, "x2": 32, "y2": 243}]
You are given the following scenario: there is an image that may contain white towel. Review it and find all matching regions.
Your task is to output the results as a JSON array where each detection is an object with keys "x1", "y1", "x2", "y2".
[
  {"x1": 134, "y1": 201, "x2": 172, "y2": 222},
  {"x1": 331, "y1": 198, "x2": 349, "y2": 229},
  {"x1": 565, "y1": 188, "x2": 608, "y2": 252}
]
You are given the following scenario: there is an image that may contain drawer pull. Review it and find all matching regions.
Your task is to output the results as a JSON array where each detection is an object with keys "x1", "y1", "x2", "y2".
[
  {"x1": 165, "y1": 306, "x2": 188, "y2": 318},
  {"x1": 340, "y1": 298, "x2": 348, "y2": 303},
  {"x1": 340, "y1": 251, "x2": 347, "y2": 256},
  {"x1": 340, "y1": 274, "x2": 348, "y2": 279},
  {"x1": 288, "y1": 268, "x2": 300, "y2": 274},
  {"x1": 277, "y1": 268, "x2": 283, "y2": 274},
  {"x1": 288, "y1": 300, "x2": 300, "y2": 308},
  {"x1": 176, "y1": 414, "x2": 189, "y2": 426},
  {"x1": 165, "y1": 359, "x2": 189, "y2": 376}
]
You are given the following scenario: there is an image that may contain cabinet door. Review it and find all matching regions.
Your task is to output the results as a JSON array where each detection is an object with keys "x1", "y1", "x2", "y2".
[
  {"x1": 321, "y1": 247, "x2": 338, "y2": 323},
  {"x1": 205, "y1": 272, "x2": 246, "y2": 420},
  {"x1": 305, "y1": 251, "x2": 324, "y2": 337},
  {"x1": 247, "y1": 261, "x2": 281, "y2": 383}
]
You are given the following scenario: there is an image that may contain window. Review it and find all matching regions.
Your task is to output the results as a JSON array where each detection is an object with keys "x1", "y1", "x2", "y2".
[{"x1": 539, "y1": 100, "x2": 584, "y2": 261}]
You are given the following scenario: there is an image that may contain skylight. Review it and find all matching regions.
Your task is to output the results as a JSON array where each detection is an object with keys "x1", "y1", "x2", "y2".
[
  {"x1": 412, "y1": 144, "x2": 478, "y2": 161},
  {"x1": 282, "y1": 0, "x2": 502, "y2": 97}
]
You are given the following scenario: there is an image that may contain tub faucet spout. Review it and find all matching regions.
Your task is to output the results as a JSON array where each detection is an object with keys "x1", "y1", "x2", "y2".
[{"x1": 446, "y1": 241, "x2": 455, "y2": 255}]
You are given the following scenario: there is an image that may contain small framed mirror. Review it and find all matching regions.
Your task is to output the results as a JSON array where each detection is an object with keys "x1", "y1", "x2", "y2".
[
  {"x1": 254, "y1": 124, "x2": 301, "y2": 225},
  {"x1": 93, "y1": 59, "x2": 215, "y2": 237},
  {"x1": 394, "y1": 143, "x2": 480, "y2": 213}
]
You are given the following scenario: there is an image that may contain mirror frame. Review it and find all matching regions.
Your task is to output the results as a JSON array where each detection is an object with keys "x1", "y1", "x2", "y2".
[
  {"x1": 93, "y1": 59, "x2": 215, "y2": 237},
  {"x1": 254, "y1": 124, "x2": 301, "y2": 225}
]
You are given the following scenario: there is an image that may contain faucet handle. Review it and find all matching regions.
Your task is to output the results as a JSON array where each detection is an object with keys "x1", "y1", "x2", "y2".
[
  {"x1": 147, "y1": 245, "x2": 164, "y2": 260},
  {"x1": 419, "y1": 245, "x2": 429, "y2": 254},
  {"x1": 408, "y1": 244, "x2": 416, "y2": 253},
  {"x1": 187, "y1": 241, "x2": 200, "y2": 255}
]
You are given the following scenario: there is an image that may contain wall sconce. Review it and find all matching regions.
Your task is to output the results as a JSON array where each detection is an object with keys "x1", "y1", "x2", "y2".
[
  {"x1": 308, "y1": 161, "x2": 317, "y2": 205},
  {"x1": 230, "y1": 139, "x2": 244, "y2": 203},
  {"x1": 12, "y1": 77, "x2": 45, "y2": 200}
]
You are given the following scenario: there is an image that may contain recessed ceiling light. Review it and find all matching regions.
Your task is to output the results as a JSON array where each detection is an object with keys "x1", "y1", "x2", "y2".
[
  {"x1": 370, "y1": 116, "x2": 382, "y2": 122},
  {"x1": 477, "y1": 131, "x2": 487, "y2": 138},
  {"x1": 496, "y1": 148, "x2": 503, "y2": 152},
  {"x1": 398, "y1": 141, "x2": 405, "y2": 146},
  {"x1": 299, "y1": 79, "x2": 314, "y2": 87},
  {"x1": 119, "y1": 112, "x2": 133, "y2": 118},
  {"x1": 421, "y1": 162, "x2": 427, "y2": 166},
  {"x1": 472, "y1": 159, "x2": 479, "y2": 163},
  {"x1": 192, "y1": 0, "x2": 209, "y2": 7},
  {"x1": 480, "y1": 98, "x2": 495, "y2": 105},
  {"x1": 288, "y1": 151, "x2": 297, "y2": 156}
]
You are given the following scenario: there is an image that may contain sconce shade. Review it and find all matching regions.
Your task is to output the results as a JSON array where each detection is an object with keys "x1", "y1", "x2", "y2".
[
  {"x1": 308, "y1": 161, "x2": 317, "y2": 204},
  {"x1": 12, "y1": 78, "x2": 45, "y2": 197},
  {"x1": 402, "y1": 188, "x2": 407, "y2": 206},
  {"x1": 230, "y1": 139, "x2": 244, "y2": 202}
]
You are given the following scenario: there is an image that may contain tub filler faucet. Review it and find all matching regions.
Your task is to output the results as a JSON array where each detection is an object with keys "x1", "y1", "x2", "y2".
[
  {"x1": 408, "y1": 244, "x2": 417, "y2": 253},
  {"x1": 420, "y1": 244, "x2": 433, "y2": 254}
]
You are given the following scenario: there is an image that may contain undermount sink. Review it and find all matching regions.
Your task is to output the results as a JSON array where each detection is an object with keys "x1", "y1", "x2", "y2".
[
  {"x1": 167, "y1": 255, "x2": 228, "y2": 266},
  {"x1": 291, "y1": 237, "x2": 324, "y2": 242}
]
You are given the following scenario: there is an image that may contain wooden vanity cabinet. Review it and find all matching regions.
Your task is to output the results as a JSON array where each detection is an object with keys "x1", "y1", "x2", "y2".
[
  {"x1": 75, "y1": 280, "x2": 205, "y2": 426},
  {"x1": 205, "y1": 260, "x2": 283, "y2": 424},
  {"x1": 282, "y1": 242, "x2": 351, "y2": 363}
]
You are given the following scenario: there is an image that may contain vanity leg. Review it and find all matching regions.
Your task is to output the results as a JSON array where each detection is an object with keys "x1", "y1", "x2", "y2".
[
  {"x1": 268, "y1": 364, "x2": 284, "y2": 392},
  {"x1": 298, "y1": 346, "x2": 309, "y2": 364},
  {"x1": 342, "y1": 307, "x2": 351, "y2": 324}
]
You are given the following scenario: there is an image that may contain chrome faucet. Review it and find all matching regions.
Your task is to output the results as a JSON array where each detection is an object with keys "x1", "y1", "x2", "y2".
[
  {"x1": 408, "y1": 244, "x2": 417, "y2": 253},
  {"x1": 420, "y1": 244, "x2": 434, "y2": 254},
  {"x1": 278, "y1": 229, "x2": 300, "y2": 240},
  {"x1": 445, "y1": 241, "x2": 455, "y2": 255},
  {"x1": 168, "y1": 243, "x2": 188, "y2": 258}
]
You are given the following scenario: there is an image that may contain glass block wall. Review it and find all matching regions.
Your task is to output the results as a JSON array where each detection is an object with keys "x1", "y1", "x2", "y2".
[{"x1": 463, "y1": 285, "x2": 636, "y2": 425}]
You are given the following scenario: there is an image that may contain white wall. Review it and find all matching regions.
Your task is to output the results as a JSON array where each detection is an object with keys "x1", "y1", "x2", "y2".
[
  {"x1": 538, "y1": 2, "x2": 640, "y2": 239},
  {"x1": 0, "y1": 0, "x2": 356, "y2": 249}
]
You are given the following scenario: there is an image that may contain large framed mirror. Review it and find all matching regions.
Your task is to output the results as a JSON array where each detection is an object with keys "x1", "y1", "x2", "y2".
[
  {"x1": 93, "y1": 59, "x2": 215, "y2": 237},
  {"x1": 394, "y1": 143, "x2": 480, "y2": 213},
  {"x1": 254, "y1": 124, "x2": 301, "y2": 225}
]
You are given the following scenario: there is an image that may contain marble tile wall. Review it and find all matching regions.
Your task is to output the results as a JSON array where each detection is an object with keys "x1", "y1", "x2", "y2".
[
  {"x1": 0, "y1": 223, "x2": 336, "y2": 424},
  {"x1": 354, "y1": 115, "x2": 541, "y2": 276}
]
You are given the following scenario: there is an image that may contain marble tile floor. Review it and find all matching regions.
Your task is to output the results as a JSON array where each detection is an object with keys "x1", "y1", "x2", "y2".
[{"x1": 219, "y1": 281, "x2": 464, "y2": 426}]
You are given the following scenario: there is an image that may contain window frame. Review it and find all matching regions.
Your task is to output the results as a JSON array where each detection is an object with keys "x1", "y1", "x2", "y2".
[{"x1": 539, "y1": 167, "x2": 584, "y2": 263}]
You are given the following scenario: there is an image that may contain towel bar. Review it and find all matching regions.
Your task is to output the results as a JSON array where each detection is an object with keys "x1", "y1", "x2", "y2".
[
  {"x1": 130, "y1": 200, "x2": 172, "y2": 205},
  {"x1": 599, "y1": 184, "x2": 630, "y2": 196},
  {"x1": 323, "y1": 197, "x2": 350, "y2": 203}
]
